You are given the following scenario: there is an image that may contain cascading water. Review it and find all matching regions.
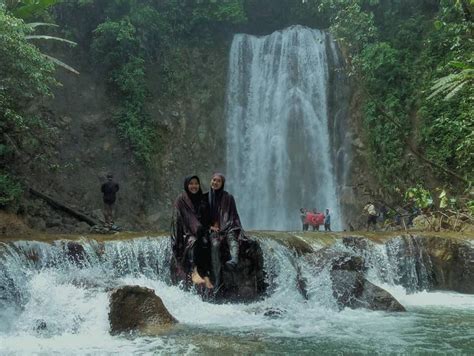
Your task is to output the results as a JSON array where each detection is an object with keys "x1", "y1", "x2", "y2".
[
  {"x1": 1, "y1": 236, "x2": 473, "y2": 354},
  {"x1": 225, "y1": 26, "x2": 350, "y2": 230}
]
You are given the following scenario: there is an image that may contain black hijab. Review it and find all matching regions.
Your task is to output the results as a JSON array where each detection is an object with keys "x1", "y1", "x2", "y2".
[
  {"x1": 184, "y1": 175, "x2": 203, "y2": 213},
  {"x1": 208, "y1": 173, "x2": 225, "y2": 224}
]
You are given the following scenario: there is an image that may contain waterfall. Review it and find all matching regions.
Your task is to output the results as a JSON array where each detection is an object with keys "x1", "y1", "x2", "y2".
[{"x1": 225, "y1": 26, "x2": 350, "y2": 230}]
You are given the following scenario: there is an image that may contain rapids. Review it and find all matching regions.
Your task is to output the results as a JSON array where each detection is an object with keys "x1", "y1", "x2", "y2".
[{"x1": 1, "y1": 236, "x2": 473, "y2": 354}]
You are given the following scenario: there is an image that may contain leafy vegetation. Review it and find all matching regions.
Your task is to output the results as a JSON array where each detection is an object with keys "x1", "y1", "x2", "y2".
[
  {"x1": 83, "y1": 0, "x2": 246, "y2": 164},
  {"x1": 301, "y1": 0, "x2": 473, "y2": 192},
  {"x1": 1, "y1": 0, "x2": 472, "y2": 210},
  {"x1": 0, "y1": 9, "x2": 57, "y2": 205},
  {"x1": 0, "y1": 172, "x2": 23, "y2": 207}
]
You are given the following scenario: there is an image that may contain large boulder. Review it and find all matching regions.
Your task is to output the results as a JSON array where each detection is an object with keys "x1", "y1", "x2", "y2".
[
  {"x1": 330, "y1": 253, "x2": 405, "y2": 312},
  {"x1": 306, "y1": 249, "x2": 405, "y2": 312},
  {"x1": 218, "y1": 237, "x2": 266, "y2": 302},
  {"x1": 171, "y1": 237, "x2": 266, "y2": 303},
  {"x1": 109, "y1": 285, "x2": 177, "y2": 335},
  {"x1": 419, "y1": 236, "x2": 474, "y2": 293}
]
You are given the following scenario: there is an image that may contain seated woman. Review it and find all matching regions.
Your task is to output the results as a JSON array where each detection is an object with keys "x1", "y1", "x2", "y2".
[
  {"x1": 171, "y1": 175, "x2": 213, "y2": 289},
  {"x1": 207, "y1": 173, "x2": 243, "y2": 290}
]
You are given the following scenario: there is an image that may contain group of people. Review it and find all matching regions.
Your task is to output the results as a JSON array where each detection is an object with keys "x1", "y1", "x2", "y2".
[
  {"x1": 171, "y1": 173, "x2": 243, "y2": 293},
  {"x1": 299, "y1": 208, "x2": 331, "y2": 231},
  {"x1": 364, "y1": 200, "x2": 421, "y2": 231}
]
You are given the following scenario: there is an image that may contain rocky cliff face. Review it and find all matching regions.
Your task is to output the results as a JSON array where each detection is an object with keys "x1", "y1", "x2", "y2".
[
  {"x1": 11, "y1": 32, "x2": 377, "y2": 233},
  {"x1": 12, "y1": 44, "x2": 229, "y2": 232}
]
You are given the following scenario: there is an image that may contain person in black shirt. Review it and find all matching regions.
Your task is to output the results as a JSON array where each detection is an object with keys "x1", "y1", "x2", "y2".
[{"x1": 101, "y1": 173, "x2": 119, "y2": 225}]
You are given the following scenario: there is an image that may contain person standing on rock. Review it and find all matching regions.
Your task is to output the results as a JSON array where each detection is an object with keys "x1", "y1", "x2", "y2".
[
  {"x1": 363, "y1": 201, "x2": 378, "y2": 231},
  {"x1": 324, "y1": 208, "x2": 331, "y2": 231},
  {"x1": 206, "y1": 173, "x2": 243, "y2": 291},
  {"x1": 171, "y1": 175, "x2": 213, "y2": 290},
  {"x1": 101, "y1": 173, "x2": 119, "y2": 226}
]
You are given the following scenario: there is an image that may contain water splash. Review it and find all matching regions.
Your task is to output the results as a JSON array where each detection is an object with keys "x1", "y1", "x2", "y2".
[{"x1": 1, "y1": 236, "x2": 473, "y2": 354}]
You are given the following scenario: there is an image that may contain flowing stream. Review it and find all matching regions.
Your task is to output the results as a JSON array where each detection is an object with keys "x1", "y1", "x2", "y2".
[
  {"x1": 1, "y1": 237, "x2": 473, "y2": 354},
  {"x1": 225, "y1": 26, "x2": 351, "y2": 231}
]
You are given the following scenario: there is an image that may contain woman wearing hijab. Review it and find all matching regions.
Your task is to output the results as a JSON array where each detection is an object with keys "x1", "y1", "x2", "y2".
[
  {"x1": 207, "y1": 173, "x2": 243, "y2": 290},
  {"x1": 171, "y1": 175, "x2": 213, "y2": 289}
]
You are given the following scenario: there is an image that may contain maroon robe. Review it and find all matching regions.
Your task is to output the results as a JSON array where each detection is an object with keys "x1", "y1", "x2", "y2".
[
  {"x1": 171, "y1": 192, "x2": 206, "y2": 267},
  {"x1": 208, "y1": 190, "x2": 243, "y2": 239}
]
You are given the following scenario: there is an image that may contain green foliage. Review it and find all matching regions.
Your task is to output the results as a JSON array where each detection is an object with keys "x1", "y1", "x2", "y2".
[
  {"x1": 419, "y1": 1, "x2": 474, "y2": 183},
  {"x1": 428, "y1": 60, "x2": 474, "y2": 100},
  {"x1": 5, "y1": 0, "x2": 79, "y2": 74},
  {"x1": 92, "y1": 18, "x2": 153, "y2": 164},
  {"x1": 191, "y1": 0, "x2": 246, "y2": 25},
  {"x1": 405, "y1": 185, "x2": 433, "y2": 209},
  {"x1": 467, "y1": 200, "x2": 474, "y2": 215},
  {"x1": 326, "y1": 1, "x2": 378, "y2": 55},
  {"x1": 0, "y1": 11, "x2": 55, "y2": 100},
  {"x1": 310, "y1": 0, "x2": 473, "y2": 188},
  {"x1": 0, "y1": 173, "x2": 23, "y2": 207},
  {"x1": 8, "y1": 0, "x2": 469, "y2": 189},
  {"x1": 92, "y1": 18, "x2": 139, "y2": 69},
  {"x1": 85, "y1": 0, "x2": 248, "y2": 164},
  {"x1": 421, "y1": 94, "x2": 473, "y2": 177},
  {"x1": 8, "y1": 0, "x2": 59, "y2": 20},
  {"x1": 0, "y1": 9, "x2": 56, "y2": 165}
]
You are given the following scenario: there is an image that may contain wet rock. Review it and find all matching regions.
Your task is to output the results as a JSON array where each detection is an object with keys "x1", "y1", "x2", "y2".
[
  {"x1": 28, "y1": 217, "x2": 46, "y2": 231},
  {"x1": 35, "y1": 320, "x2": 48, "y2": 331},
  {"x1": 358, "y1": 279, "x2": 406, "y2": 312},
  {"x1": 216, "y1": 238, "x2": 266, "y2": 302},
  {"x1": 108, "y1": 285, "x2": 178, "y2": 335},
  {"x1": 170, "y1": 237, "x2": 266, "y2": 303},
  {"x1": 75, "y1": 222, "x2": 90, "y2": 233},
  {"x1": 332, "y1": 254, "x2": 365, "y2": 272},
  {"x1": 91, "y1": 209, "x2": 105, "y2": 222},
  {"x1": 45, "y1": 218, "x2": 61, "y2": 228},
  {"x1": 64, "y1": 241, "x2": 86, "y2": 264},
  {"x1": 423, "y1": 236, "x2": 474, "y2": 293},
  {"x1": 146, "y1": 212, "x2": 161, "y2": 226},
  {"x1": 296, "y1": 264, "x2": 308, "y2": 300},
  {"x1": 330, "y1": 269, "x2": 405, "y2": 312},
  {"x1": 412, "y1": 215, "x2": 432, "y2": 230},
  {"x1": 263, "y1": 307, "x2": 284, "y2": 318},
  {"x1": 388, "y1": 235, "x2": 474, "y2": 294},
  {"x1": 89, "y1": 224, "x2": 121, "y2": 234},
  {"x1": 0, "y1": 212, "x2": 31, "y2": 236},
  {"x1": 308, "y1": 248, "x2": 405, "y2": 312},
  {"x1": 342, "y1": 236, "x2": 370, "y2": 252}
]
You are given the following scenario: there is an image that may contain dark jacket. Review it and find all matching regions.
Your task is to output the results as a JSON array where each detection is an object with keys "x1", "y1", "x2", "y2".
[
  {"x1": 101, "y1": 181, "x2": 119, "y2": 204},
  {"x1": 172, "y1": 191, "x2": 209, "y2": 260},
  {"x1": 206, "y1": 190, "x2": 243, "y2": 239}
]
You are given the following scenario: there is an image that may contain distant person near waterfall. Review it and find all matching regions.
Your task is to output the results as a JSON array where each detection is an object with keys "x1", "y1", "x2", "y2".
[
  {"x1": 101, "y1": 173, "x2": 119, "y2": 226},
  {"x1": 324, "y1": 209, "x2": 331, "y2": 231},
  {"x1": 206, "y1": 173, "x2": 244, "y2": 291},
  {"x1": 300, "y1": 208, "x2": 308, "y2": 231},
  {"x1": 364, "y1": 201, "x2": 378, "y2": 231},
  {"x1": 171, "y1": 175, "x2": 213, "y2": 290}
]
